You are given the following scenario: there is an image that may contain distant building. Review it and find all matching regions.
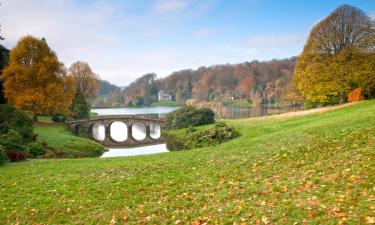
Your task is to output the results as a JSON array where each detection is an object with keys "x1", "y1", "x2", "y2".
[{"x1": 158, "y1": 90, "x2": 172, "y2": 101}]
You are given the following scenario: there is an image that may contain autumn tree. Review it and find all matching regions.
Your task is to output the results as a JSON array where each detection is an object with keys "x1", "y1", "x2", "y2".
[
  {"x1": 68, "y1": 61, "x2": 99, "y2": 101},
  {"x1": 123, "y1": 73, "x2": 157, "y2": 106},
  {"x1": 2, "y1": 36, "x2": 75, "y2": 121},
  {"x1": 295, "y1": 4, "x2": 375, "y2": 104}
]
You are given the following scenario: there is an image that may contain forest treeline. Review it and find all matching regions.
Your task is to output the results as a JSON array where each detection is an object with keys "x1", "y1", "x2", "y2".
[{"x1": 122, "y1": 57, "x2": 300, "y2": 107}]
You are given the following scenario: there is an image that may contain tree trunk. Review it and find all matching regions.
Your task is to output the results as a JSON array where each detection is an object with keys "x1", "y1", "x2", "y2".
[{"x1": 33, "y1": 114, "x2": 38, "y2": 122}]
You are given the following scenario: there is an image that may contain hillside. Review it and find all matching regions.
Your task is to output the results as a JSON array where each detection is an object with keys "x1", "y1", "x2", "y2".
[
  {"x1": 123, "y1": 58, "x2": 298, "y2": 106},
  {"x1": 92, "y1": 79, "x2": 124, "y2": 108},
  {"x1": 0, "y1": 100, "x2": 374, "y2": 224}
]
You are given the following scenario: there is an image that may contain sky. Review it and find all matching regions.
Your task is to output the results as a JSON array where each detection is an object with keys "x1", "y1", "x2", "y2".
[{"x1": 1, "y1": 0, "x2": 374, "y2": 86}]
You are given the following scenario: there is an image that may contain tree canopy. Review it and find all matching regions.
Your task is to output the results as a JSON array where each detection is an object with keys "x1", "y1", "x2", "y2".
[
  {"x1": 68, "y1": 61, "x2": 99, "y2": 101},
  {"x1": 2, "y1": 36, "x2": 75, "y2": 120},
  {"x1": 295, "y1": 4, "x2": 375, "y2": 104},
  {"x1": 123, "y1": 58, "x2": 298, "y2": 106}
]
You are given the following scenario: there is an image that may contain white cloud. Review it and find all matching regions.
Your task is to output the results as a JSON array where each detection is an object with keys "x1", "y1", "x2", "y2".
[
  {"x1": 248, "y1": 34, "x2": 300, "y2": 47},
  {"x1": 0, "y1": 0, "x2": 121, "y2": 70},
  {"x1": 0, "y1": 0, "x2": 221, "y2": 85},
  {"x1": 152, "y1": 0, "x2": 189, "y2": 14},
  {"x1": 0, "y1": 1, "x2": 303, "y2": 86}
]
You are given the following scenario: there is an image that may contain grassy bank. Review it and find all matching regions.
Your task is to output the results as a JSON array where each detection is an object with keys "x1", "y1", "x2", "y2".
[
  {"x1": 34, "y1": 122, "x2": 106, "y2": 158},
  {"x1": 0, "y1": 100, "x2": 374, "y2": 224},
  {"x1": 150, "y1": 100, "x2": 185, "y2": 107},
  {"x1": 225, "y1": 99, "x2": 253, "y2": 108}
]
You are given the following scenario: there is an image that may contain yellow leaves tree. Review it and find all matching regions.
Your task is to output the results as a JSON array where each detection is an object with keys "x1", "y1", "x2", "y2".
[
  {"x1": 294, "y1": 4, "x2": 375, "y2": 104},
  {"x1": 2, "y1": 36, "x2": 75, "y2": 121}
]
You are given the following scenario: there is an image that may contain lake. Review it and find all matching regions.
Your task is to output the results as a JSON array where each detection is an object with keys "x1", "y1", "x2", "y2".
[
  {"x1": 92, "y1": 104, "x2": 303, "y2": 158},
  {"x1": 92, "y1": 104, "x2": 302, "y2": 119}
]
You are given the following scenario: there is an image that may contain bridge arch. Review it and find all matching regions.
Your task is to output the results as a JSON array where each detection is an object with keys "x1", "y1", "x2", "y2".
[
  {"x1": 131, "y1": 122, "x2": 147, "y2": 141},
  {"x1": 149, "y1": 123, "x2": 161, "y2": 139},
  {"x1": 91, "y1": 123, "x2": 105, "y2": 141},
  {"x1": 110, "y1": 121, "x2": 128, "y2": 142}
]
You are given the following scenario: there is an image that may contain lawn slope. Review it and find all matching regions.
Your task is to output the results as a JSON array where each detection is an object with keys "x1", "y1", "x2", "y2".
[
  {"x1": 0, "y1": 100, "x2": 374, "y2": 224},
  {"x1": 34, "y1": 122, "x2": 106, "y2": 157}
]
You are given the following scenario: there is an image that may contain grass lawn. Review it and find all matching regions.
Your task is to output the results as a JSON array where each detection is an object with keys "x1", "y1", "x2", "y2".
[
  {"x1": 33, "y1": 122, "x2": 106, "y2": 158},
  {"x1": 0, "y1": 100, "x2": 374, "y2": 224},
  {"x1": 150, "y1": 100, "x2": 185, "y2": 107},
  {"x1": 226, "y1": 99, "x2": 253, "y2": 108}
]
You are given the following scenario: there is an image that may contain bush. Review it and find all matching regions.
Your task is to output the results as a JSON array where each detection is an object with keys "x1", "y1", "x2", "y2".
[
  {"x1": 348, "y1": 88, "x2": 364, "y2": 103},
  {"x1": 0, "y1": 129, "x2": 29, "y2": 162},
  {"x1": 0, "y1": 147, "x2": 6, "y2": 164},
  {"x1": 0, "y1": 104, "x2": 35, "y2": 142},
  {"x1": 51, "y1": 115, "x2": 66, "y2": 123},
  {"x1": 51, "y1": 115, "x2": 61, "y2": 122},
  {"x1": 28, "y1": 142, "x2": 46, "y2": 158},
  {"x1": 184, "y1": 122, "x2": 239, "y2": 149},
  {"x1": 165, "y1": 107, "x2": 215, "y2": 129}
]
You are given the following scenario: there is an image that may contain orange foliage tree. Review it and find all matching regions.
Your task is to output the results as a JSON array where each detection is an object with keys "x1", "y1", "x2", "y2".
[
  {"x1": 2, "y1": 36, "x2": 75, "y2": 121},
  {"x1": 348, "y1": 88, "x2": 364, "y2": 103}
]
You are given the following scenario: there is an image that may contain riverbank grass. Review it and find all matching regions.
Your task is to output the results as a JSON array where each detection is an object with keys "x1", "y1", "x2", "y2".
[
  {"x1": 34, "y1": 122, "x2": 106, "y2": 157},
  {"x1": 0, "y1": 100, "x2": 374, "y2": 224},
  {"x1": 225, "y1": 99, "x2": 253, "y2": 108}
]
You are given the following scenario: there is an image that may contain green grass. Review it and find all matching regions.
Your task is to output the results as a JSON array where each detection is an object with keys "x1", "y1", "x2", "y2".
[
  {"x1": 226, "y1": 99, "x2": 253, "y2": 108},
  {"x1": 1, "y1": 100, "x2": 374, "y2": 224},
  {"x1": 36, "y1": 115, "x2": 54, "y2": 123},
  {"x1": 33, "y1": 123, "x2": 106, "y2": 158},
  {"x1": 150, "y1": 100, "x2": 185, "y2": 107}
]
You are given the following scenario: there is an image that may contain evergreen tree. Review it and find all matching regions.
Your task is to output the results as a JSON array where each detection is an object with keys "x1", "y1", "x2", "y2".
[
  {"x1": 0, "y1": 45, "x2": 9, "y2": 104},
  {"x1": 71, "y1": 91, "x2": 90, "y2": 119}
]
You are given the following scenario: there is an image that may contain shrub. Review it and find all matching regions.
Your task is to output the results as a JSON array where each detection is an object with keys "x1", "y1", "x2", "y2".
[
  {"x1": 0, "y1": 104, "x2": 35, "y2": 142},
  {"x1": 0, "y1": 146, "x2": 6, "y2": 164},
  {"x1": 165, "y1": 107, "x2": 215, "y2": 129},
  {"x1": 184, "y1": 122, "x2": 239, "y2": 149},
  {"x1": 51, "y1": 115, "x2": 66, "y2": 123},
  {"x1": 0, "y1": 129, "x2": 29, "y2": 162},
  {"x1": 348, "y1": 88, "x2": 364, "y2": 103},
  {"x1": 28, "y1": 142, "x2": 46, "y2": 158},
  {"x1": 51, "y1": 115, "x2": 61, "y2": 122}
]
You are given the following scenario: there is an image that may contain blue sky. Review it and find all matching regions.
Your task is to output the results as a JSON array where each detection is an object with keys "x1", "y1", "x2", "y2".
[{"x1": 1, "y1": 0, "x2": 374, "y2": 85}]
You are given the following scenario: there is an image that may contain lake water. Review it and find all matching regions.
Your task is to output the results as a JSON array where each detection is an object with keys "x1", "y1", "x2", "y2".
[
  {"x1": 92, "y1": 105, "x2": 302, "y2": 158},
  {"x1": 92, "y1": 106, "x2": 179, "y2": 118}
]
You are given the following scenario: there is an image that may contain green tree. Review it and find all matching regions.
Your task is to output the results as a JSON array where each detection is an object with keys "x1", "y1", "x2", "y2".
[
  {"x1": 0, "y1": 44, "x2": 9, "y2": 104},
  {"x1": 71, "y1": 91, "x2": 90, "y2": 119},
  {"x1": 295, "y1": 5, "x2": 375, "y2": 104}
]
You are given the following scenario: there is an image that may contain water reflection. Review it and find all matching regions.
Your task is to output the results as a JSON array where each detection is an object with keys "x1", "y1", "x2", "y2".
[
  {"x1": 213, "y1": 104, "x2": 304, "y2": 119},
  {"x1": 132, "y1": 123, "x2": 146, "y2": 141},
  {"x1": 92, "y1": 106, "x2": 179, "y2": 118},
  {"x1": 92, "y1": 123, "x2": 105, "y2": 141},
  {"x1": 150, "y1": 123, "x2": 161, "y2": 139},
  {"x1": 101, "y1": 144, "x2": 168, "y2": 158},
  {"x1": 110, "y1": 122, "x2": 127, "y2": 142}
]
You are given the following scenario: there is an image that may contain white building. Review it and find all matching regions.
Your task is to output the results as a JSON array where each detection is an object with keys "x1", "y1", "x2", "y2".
[{"x1": 158, "y1": 90, "x2": 172, "y2": 101}]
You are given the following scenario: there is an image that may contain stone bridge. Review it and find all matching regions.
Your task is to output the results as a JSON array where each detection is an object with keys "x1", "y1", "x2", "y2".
[{"x1": 66, "y1": 116, "x2": 165, "y2": 147}]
